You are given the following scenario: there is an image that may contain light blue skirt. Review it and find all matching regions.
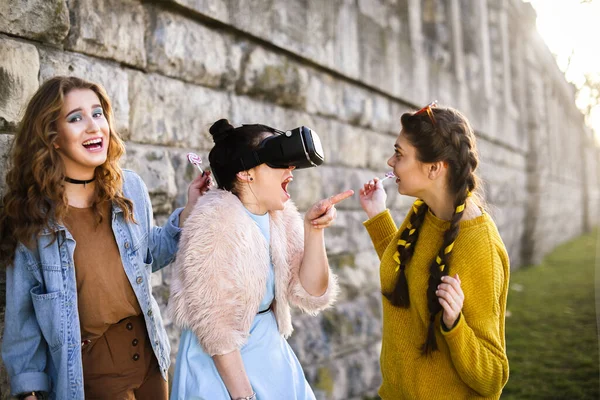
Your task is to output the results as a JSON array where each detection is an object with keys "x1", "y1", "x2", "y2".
[{"x1": 170, "y1": 310, "x2": 316, "y2": 400}]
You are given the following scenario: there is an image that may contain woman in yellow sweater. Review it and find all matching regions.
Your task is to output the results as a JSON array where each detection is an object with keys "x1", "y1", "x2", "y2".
[{"x1": 359, "y1": 102, "x2": 509, "y2": 399}]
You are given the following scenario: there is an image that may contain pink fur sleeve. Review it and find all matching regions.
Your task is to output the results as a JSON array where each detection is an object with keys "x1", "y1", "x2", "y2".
[{"x1": 284, "y1": 205, "x2": 339, "y2": 315}]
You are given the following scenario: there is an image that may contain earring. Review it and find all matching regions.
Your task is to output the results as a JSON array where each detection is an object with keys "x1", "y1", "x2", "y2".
[{"x1": 249, "y1": 177, "x2": 253, "y2": 181}]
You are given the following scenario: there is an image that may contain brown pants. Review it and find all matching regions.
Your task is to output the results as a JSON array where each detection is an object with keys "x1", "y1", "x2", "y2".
[{"x1": 81, "y1": 315, "x2": 168, "y2": 400}]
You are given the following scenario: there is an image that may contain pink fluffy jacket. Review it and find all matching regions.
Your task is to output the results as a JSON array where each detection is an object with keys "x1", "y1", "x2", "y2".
[{"x1": 168, "y1": 189, "x2": 339, "y2": 356}]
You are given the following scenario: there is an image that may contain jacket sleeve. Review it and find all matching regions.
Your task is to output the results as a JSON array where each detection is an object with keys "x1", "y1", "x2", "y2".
[
  {"x1": 285, "y1": 206, "x2": 339, "y2": 315},
  {"x1": 136, "y1": 173, "x2": 183, "y2": 272},
  {"x1": 2, "y1": 247, "x2": 50, "y2": 395},
  {"x1": 168, "y1": 206, "x2": 260, "y2": 356},
  {"x1": 441, "y1": 244, "x2": 510, "y2": 397}
]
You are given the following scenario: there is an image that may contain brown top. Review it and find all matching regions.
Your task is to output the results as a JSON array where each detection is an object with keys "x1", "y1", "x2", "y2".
[{"x1": 64, "y1": 201, "x2": 141, "y2": 340}]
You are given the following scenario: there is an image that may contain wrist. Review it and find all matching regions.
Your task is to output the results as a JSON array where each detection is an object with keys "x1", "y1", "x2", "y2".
[
  {"x1": 179, "y1": 206, "x2": 192, "y2": 227},
  {"x1": 304, "y1": 219, "x2": 324, "y2": 232},
  {"x1": 304, "y1": 224, "x2": 325, "y2": 241},
  {"x1": 366, "y1": 207, "x2": 386, "y2": 220},
  {"x1": 441, "y1": 313, "x2": 461, "y2": 332}
]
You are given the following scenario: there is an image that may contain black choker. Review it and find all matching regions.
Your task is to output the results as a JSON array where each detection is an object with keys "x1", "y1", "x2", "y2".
[{"x1": 65, "y1": 177, "x2": 95, "y2": 186}]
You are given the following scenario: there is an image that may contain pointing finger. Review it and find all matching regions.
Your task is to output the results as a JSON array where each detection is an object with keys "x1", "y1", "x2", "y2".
[{"x1": 327, "y1": 190, "x2": 354, "y2": 206}]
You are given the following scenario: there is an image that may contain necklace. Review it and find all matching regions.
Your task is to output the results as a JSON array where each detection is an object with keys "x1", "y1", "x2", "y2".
[{"x1": 65, "y1": 176, "x2": 95, "y2": 187}]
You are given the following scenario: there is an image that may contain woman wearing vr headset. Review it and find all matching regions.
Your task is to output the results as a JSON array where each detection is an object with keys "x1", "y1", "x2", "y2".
[
  {"x1": 169, "y1": 119, "x2": 353, "y2": 400},
  {"x1": 359, "y1": 103, "x2": 509, "y2": 399},
  {"x1": 0, "y1": 76, "x2": 211, "y2": 400}
]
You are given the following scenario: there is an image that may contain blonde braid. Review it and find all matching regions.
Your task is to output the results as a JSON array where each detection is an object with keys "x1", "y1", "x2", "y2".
[{"x1": 384, "y1": 198, "x2": 428, "y2": 307}]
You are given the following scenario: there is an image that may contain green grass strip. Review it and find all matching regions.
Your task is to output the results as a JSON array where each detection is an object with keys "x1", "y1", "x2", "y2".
[{"x1": 503, "y1": 229, "x2": 599, "y2": 399}]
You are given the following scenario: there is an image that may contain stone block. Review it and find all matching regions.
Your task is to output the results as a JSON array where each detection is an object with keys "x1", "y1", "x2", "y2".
[
  {"x1": 305, "y1": 341, "x2": 382, "y2": 399},
  {"x1": 128, "y1": 72, "x2": 231, "y2": 149},
  {"x1": 304, "y1": 0, "x2": 337, "y2": 68},
  {"x1": 358, "y1": 13, "x2": 387, "y2": 90},
  {"x1": 236, "y1": 46, "x2": 308, "y2": 109},
  {"x1": 331, "y1": 249, "x2": 381, "y2": 301},
  {"x1": 160, "y1": 0, "x2": 229, "y2": 22},
  {"x1": 382, "y1": 1, "x2": 415, "y2": 99},
  {"x1": 305, "y1": 73, "x2": 340, "y2": 119},
  {"x1": 287, "y1": 167, "x2": 324, "y2": 212},
  {"x1": 0, "y1": 134, "x2": 14, "y2": 201},
  {"x1": 0, "y1": 0, "x2": 69, "y2": 44},
  {"x1": 146, "y1": 8, "x2": 241, "y2": 89},
  {"x1": 0, "y1": 37, "x2": 39, "y2": 129},
  {"x1": 324, "y1": 210, "x2": 375, "y2": 255},
  {"x1": 307, "y1": 117, "x2": 369, "y2": 169},
  {"x1": 367, "y1": 131, "x2": 394, "y2": 171},
  {"x1": 229, "y1": 94, "x2": 292, "y2": 129},
  {"x1": 228, "y1": 0, "x2": 275, "y2": 39},
  {"x1": 331, "y1": 124, "x2": 369, "y2": 169},
  {"x1": 334, "y1": 0, "x2": 360, "y2": 79},
  {"x1": 318, "y1": 166, "x2": 376, "y2": 210},
  {"x1": 358, "y1": 0, "x2": 388, "y2": 28},
  {"x1": 121, "y1": 143, "x2": 178, "y2": 214},
  {"x1": 339, "y1": 83, "x2": 373, "y2": 127},
  {"x1": 257, "y1": 0, "x2": 308, "y2": 58},
  {"x1": 289, "y1": 292, "x2": 382, "y2": 365},
  {"x1": 66, "y1": 0, "x2": 146, "y2": 68},
  {"x1": 370, "y1": 95, "x2": 393, "y2": 133},
  {"x1": 39, "y1": 49, "x2": 130, "y2": 135}
]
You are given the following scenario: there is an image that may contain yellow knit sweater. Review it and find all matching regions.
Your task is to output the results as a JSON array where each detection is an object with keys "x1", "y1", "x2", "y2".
[{"x1": 364, "y1": 208, "x2": 510, "y2": 399}]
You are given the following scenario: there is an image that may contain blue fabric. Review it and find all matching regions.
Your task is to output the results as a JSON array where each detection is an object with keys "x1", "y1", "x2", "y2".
[
  {"x1": 2, "y1": 170, "x2": 182, "y2": 399},
  {"x1": 170, "y1": 211, "x2": 315, "y2": 400}
]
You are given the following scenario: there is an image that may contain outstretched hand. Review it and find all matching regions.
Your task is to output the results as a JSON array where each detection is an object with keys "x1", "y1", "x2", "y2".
[{"x1": 305, "y1": 190, "x2": 354, "y2": 229}]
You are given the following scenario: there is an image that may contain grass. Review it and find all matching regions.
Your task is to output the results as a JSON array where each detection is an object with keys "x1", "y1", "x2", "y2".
[{"x1": 502, "y1": 229, "x2": 599, "y2": 399}]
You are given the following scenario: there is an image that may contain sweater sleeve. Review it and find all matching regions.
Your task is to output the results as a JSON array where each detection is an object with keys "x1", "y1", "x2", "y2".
[
  {"x1": 441, "y1": 242, "x2": 510, "y2": 397},
  {"x1": 362, "y1": 210, "x2": 399, "y2": 260}
]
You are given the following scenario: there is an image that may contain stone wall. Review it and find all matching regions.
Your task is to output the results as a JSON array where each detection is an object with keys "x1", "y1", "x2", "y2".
[{"x1": 0, "y1": 0, "x2": 598, "y2": 398}]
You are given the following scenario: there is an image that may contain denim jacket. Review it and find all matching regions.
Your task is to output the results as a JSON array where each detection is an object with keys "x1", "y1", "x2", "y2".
[{"x1": 2, "y1": 170, "x2": 183, "y2": 399}]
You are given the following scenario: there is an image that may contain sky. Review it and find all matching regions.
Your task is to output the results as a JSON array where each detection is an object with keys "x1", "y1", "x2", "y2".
[{"x1": 524, "y1": 0, "x2": 600, "y2": 143}]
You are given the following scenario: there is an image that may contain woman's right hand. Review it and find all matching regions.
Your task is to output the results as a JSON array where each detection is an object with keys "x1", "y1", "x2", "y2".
[{"x1": 359, "y1": 178, "x2": 387, "y2": 219}]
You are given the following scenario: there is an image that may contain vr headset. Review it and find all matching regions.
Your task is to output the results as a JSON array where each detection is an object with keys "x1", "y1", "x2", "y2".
[
  {"x1": 211, "y1": 125, "x2": 324, "y2": 188},
  {"x1": 237, "y1": 125, "x2": 324, "y2": 170}
]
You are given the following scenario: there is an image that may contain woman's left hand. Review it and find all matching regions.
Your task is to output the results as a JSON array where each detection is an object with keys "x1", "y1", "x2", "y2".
[
  {"x1": 305, "y1": 190, "x2": 354, "y2": 229},
  {"x1": 180, "y1": 171, "x2": 213, "y2": 227},
  {"x1": 436, "y1": 274, "x2": 464, "y2": 329}
]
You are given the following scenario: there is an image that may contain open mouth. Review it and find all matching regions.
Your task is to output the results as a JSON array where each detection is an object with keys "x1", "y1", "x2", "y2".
[
  {"x1": 82, "y1": 137, "x2": 103, "y2": 151},
  {"x1": 281, "y1": 176, "x2": 293, "y2": 199}
]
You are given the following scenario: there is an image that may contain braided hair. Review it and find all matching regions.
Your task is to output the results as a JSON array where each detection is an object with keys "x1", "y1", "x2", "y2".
[{"x1": 383, "y1": 106, "x2": 481, "y2": 355}]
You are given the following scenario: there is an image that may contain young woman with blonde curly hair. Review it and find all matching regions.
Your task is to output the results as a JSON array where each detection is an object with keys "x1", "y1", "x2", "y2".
[
  {"x1": 0, "y1": 76, "x2": 210, "y2": 400},
  {"x1": 359, "y1": 102, "x2": 510, "y2": 399}
]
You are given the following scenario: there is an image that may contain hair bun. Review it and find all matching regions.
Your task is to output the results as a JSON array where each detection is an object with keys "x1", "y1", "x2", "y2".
[{"x1": 210, "y1": 118, "x2": 235, "y2": 144}]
